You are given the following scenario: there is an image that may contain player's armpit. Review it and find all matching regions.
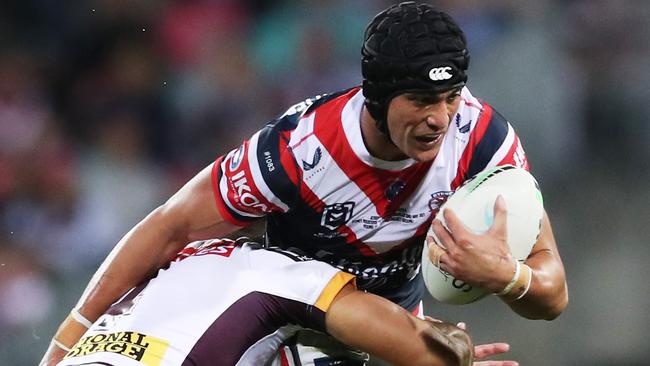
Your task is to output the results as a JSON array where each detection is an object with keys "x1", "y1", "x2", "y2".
[
  {"x1": 325, "y1": 283, "x2": 473, "y2": 366},
  {"x1": 504, "y1": 210, "x2": 568, "y2": 320}
]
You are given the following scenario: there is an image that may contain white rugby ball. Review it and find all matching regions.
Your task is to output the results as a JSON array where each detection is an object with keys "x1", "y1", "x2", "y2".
[{"x1": 421, "y1": 165, "x2": 544, "y2": 305}]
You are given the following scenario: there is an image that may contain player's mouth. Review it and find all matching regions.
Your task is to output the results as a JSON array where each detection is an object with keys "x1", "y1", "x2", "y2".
[{"x1": 414, "y1": 133, "x2": 442, "y2": 147}]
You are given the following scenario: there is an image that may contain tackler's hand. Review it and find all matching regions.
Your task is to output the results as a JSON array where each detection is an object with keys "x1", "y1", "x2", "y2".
[
  {"x1": 472, "y1": 342, "x2": 518, "y2": 366},
  {"x1": 452, "y1": 322, "x2": 518, "y2": 366}
]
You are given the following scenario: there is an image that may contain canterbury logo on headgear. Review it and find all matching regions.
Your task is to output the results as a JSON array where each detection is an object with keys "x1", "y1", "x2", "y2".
[{"x1": 429, "y1": 66, "x2": 453, "y2": 81}]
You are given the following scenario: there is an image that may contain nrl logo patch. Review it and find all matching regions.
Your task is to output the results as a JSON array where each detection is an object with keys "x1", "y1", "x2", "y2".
[{"x1": 321, "y1": 202, "x2": 355, "y2": 231}]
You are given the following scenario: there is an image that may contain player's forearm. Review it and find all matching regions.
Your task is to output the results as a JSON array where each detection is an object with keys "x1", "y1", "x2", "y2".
[
  {"x1": 76, "y1": 206, "x2": 190, "y2": 320},
  {"x1": 40, "y1": 205, "x2": 192, "y2": 366},
  {"x1": 326, "y1": 287, "x2": 472, "y2": 366},
  {"x1": 75, "y1": 163, "x2": 231, "y2": 320},
  {"x1": 504, "y1": 250, "x2": 568, "y2": 320},
  {"x1": 500, "y1": 214, "x2": 568, "y2": 320}
]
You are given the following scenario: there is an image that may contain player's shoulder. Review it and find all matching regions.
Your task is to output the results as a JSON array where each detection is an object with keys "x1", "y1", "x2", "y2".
[
  {"x1": 268, "y1": 87, "x2": 360, "y2": 131},
  {"x1": 456, "y1": 86, "x2": 510, "y2": 136}
]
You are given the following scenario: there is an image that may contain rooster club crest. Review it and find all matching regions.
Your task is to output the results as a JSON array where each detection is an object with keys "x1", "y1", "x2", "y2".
[{"x1": 428, "y1": 191, "x2": 453, "y2": 213}]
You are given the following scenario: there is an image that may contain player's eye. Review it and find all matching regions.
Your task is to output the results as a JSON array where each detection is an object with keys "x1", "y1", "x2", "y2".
[
  {"x1": 446, "y1": 90, "x2": 461, "y2": 104},
  {"x1": 407, "y1": 94, "x2": 439, "y2": 107}
]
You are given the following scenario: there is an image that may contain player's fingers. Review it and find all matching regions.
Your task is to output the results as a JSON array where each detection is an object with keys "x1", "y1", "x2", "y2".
[
  {"x1": 427, "y1": 238, "x2": 447, "y2": 269},
  {"x1": 456, "y1": 322, "x2": 466, "y2": 330},
  {"x1": 474, "y1": 343, "x2": 510, "y2": 359},
  {"x1": 431, "y1": 218, "x2": 457, "y2": 251},
  {"x1": 426, "y1": 234, "x2": 438, "y2": 248},
  {"x1": 488, "y1": 195, "x2": 508, "y2": 237},
  {"x1": 442, "y1": 207, "x2": 471, "y2": 241}
]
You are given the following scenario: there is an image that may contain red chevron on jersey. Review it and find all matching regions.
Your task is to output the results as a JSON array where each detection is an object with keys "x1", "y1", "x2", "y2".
[
  {"x1": 450, "y1": 102, "x2": 529, "y2": 190},
  {"x1": 499, "y1": 134, "x2": 529, "y2": 169},
  {"x1": 451, "y1": 104, "x2": 493, "y2": 189},
  {"x1": 311, "y1": 90, "x2": 433, "y2": 220}
]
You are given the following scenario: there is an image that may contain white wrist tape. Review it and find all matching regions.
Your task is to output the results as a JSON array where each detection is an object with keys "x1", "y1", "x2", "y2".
[
  {"x1": 515, "y1": 264, "x2": 533, "y2": 300},
  {"x1": 496, "y1": 260, "x2": 520, "y2": 296},
  {"x1": 52, "y1": 339, "x2": 71, "y2": 352},
  {"x1": 70, "y1": 308, "x2": 93, "y2": 329}
]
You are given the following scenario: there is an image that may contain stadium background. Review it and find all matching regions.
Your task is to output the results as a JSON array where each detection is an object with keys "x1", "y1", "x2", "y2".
[{"x1": 0, "y1": 1, "x2": 648, "y2": 365}]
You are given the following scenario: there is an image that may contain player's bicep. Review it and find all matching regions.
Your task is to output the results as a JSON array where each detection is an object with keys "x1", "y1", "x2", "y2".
[
  {"x1": 482, "y1": 110, "x2": 529, "y2": 171},
  {"x1": 527, "y1": 210, "x2": 562, "y2": 262},
  {"x1": 509, "y1": 210, "x2": 568, "y2": 318},
  {"x1": 162, "y1": 163, "x2": 239, "y2": 239}
]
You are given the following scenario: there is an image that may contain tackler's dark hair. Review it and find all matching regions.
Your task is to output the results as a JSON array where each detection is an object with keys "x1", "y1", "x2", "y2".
[{"x1": 362, "y1": 1, "x2": 470, "y2": 134}]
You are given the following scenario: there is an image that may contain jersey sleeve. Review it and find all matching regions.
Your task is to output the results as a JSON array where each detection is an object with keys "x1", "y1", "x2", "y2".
[
  {"x1": 212, "y1": 92, "x2": 345, "y2": 227},
  {"x1": 212, "y1": 125, "x2": 300, "y2": 227},
  {"x1": 452, "y1": 103, "x2": 530, "y2": 189}
]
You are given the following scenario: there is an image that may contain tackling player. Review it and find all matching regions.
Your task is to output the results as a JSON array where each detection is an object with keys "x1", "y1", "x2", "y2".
[
  {"x1": 50, "y1": 238, "x2": 512, "y2": 366},
  {"x1": 41, "y1": 1, "x2": 568, "y2": 364}
]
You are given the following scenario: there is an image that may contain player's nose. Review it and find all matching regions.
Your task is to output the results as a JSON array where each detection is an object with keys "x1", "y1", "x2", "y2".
[{"x1": 424, "y1": 103, "x2": 450, "y2": 128}]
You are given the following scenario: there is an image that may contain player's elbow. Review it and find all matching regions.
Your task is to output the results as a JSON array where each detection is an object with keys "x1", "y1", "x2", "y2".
[
  {"x1": 542, "y1": 283, "x2": 569, "y2": 320},
  {"x1": 153, "y1": 200, "x2": 193, "y2": 237},
  {"x1": 523, "y1": 280, "x2": 569, "y2": 321},
  {"x1": 144, "y1": 204, "x2": 193, "y2": 259}
]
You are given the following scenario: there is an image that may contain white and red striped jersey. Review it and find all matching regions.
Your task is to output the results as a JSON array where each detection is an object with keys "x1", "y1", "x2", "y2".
[{"x1": 212, "y1": 87, "x2": 529, "y2": 309}]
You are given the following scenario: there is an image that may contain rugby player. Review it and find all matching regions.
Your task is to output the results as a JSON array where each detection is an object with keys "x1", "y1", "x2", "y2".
[
  {"x1": 48, "y1": 238, "x2": 511, "y2": 366},
  {"x1": 41, "y1": 1, "x2": 567, "y2": 364}
]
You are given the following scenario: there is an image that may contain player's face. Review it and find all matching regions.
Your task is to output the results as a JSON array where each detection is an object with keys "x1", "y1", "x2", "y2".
[{"x1": 386, "y1": 88, "x2": 462, "y2": 162}]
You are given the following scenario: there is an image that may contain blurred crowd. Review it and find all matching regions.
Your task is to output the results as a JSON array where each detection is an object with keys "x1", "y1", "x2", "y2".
[{"x1": 1, "y1": 1, "x2": 649, "y2": 365}]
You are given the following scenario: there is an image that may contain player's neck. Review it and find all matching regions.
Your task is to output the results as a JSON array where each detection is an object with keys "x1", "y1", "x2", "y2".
[{"x1": 360, "y1": 107, "x2": 408, "y2": 161}]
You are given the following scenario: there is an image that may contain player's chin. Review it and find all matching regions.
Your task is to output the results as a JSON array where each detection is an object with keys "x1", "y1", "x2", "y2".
[{"x1": 409, "y1": 144, "x2": 441, "y2": 162}]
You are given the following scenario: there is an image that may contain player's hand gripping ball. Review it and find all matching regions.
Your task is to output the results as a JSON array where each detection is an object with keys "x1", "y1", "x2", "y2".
[{"x1": 421, "y1": 165, "x2": 544, "y2": 304}]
